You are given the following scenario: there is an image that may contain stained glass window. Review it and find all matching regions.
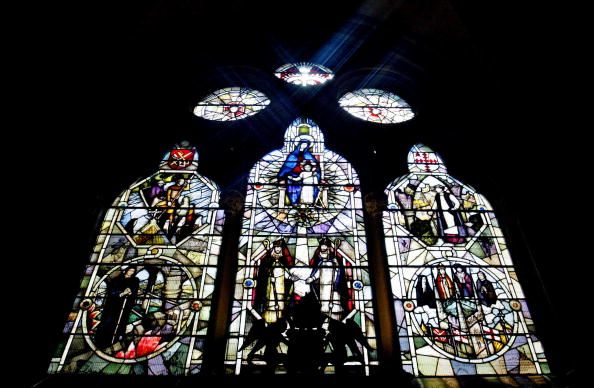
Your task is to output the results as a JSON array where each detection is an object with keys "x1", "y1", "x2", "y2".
[
  {"x1": 274, "y1": 62, "x2": 334, "y2": 86},
  {"x1": 193, "y1": 87, "x2": 270, "y2": 121},
  {"x1": 338, "y1": 88, "x2": 414, "y2": 124},
  {"x1": 48, "y1": 143, "x2": 225, "y2": 376},
  {"x1": 225, "y1": 117, "x2": 377, "y2": 375},
  {"x1": 382, "y1": 144, "x2": 548, "y2": 376}
]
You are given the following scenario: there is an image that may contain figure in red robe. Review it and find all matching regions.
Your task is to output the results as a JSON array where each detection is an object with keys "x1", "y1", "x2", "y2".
[
  {"x1": 253, "y1": 239, "x2": 295, "y2": 323},
  {"x1": 435, "y1": 264, "x2": 455, "y2": 301}
]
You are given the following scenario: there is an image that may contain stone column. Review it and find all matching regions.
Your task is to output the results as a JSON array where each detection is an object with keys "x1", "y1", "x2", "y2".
[
  {"x1": 364, "y1": 192, "x2": 399, "y2": 375},
  {"x1": 202, "y1": 190, "x2": 244, "y2": 375}
]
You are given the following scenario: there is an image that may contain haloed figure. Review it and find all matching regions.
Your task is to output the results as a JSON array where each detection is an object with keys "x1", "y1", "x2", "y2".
[
  {"x1": 292, "y1": 161, "x2": 319, "y2": 205},
  {"x1": 94, "y1": 267, "x2": 140, "y2": 349},
  {"x1": 306, "y1": 238, "x2": 349, "y2": 319},
  {"x1": 277, "y1": 140, "x2": 321, "y2": 206},
  {"x1": 254, "y1": 239, "x2": 295, "y2": 323}
]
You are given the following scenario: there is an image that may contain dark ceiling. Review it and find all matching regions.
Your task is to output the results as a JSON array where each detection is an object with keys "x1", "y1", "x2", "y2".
[{"x1": 24, "y1": 0, "x2": 574, "y2": 385}]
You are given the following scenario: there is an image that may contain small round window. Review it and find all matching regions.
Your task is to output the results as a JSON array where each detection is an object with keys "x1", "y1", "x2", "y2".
[
  {"x1": 274, "y1": 62, "x2": 334, "y2": 86},
  {"x1": 339, "y1": 88, "x2": 414, "y2": 124},
  {"x1": 193, "y1": 87, "x2": 270, "y2": 121}
]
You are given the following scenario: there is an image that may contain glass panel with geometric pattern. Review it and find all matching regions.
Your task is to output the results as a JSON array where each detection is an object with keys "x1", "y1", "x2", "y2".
[
  {"x1": 274, "y1": 62, "x2": 334, "y2": 86},
  {"x1": 193, "y1": 87, "x2": 270, "y2": 121},
  {"x1": 48, "y1": 142, "x2": 225, "y2": 376},
  {"x1": 224, "y1": 118, "x2": 378, "y2": 375},
  {"x1": 382, "y1": 144, "x2": 548, "y2": 376},
  {"x1": 338, "y1": 88, "x2": 414, "y2": 124}
]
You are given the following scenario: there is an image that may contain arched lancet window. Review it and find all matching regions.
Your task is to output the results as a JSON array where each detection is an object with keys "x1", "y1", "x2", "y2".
[
  {"x1": 382, "y1": 144, "x2": 548, "y2": 376},
  {"x1": 48, "y1": 143, "x2": 225, "y2": 375},
  {"x1": 225, "y1": 118, "x2": 377, "y2": 375}
]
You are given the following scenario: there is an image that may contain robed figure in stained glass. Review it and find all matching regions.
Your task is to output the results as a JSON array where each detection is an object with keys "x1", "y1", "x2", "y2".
[
  {"x1": 291, "y1": 161, "x2": 319, "y2": 205},
  {"x1": 435, "y1": 264, "x2": 455, "y2": 301},
  {"x1": 432, "y1": 185, "x2": 465, "y2": 243},
  {"x1": 94, "y1": 267, "x2": 140, "y2": 349},
  {"x1": 253, "y1": 239, "x2": 295, "y2": 323},
  {"x1": 453, "y1": 264, "x2": 474, "y2": 298},
  {"x1": 415, "y1": 275, "x2": 436, "y2": 308},
  {"x1": 160, "y1": 178, "x2": 188, "y2": 234},
  {"x1": 277, "y1": 139, "x2": 321, "y2": 206},
  {"x1": 306, "y1": 238, "x2": 353, "y2": 320},
  {"x1": 476, "y1": 271, "x2": 497, "y2": 307}
]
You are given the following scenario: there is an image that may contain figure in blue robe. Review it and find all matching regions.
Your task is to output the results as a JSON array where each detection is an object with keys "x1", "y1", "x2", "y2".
[{"x1": 277, "y1": 140, "x2": 321, "y2": 206}]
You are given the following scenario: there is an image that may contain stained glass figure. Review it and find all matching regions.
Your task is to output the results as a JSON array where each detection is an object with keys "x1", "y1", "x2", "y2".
[
  {"x1": 193, "y1": 87, "x2": 270, "y2": 121},
  {"x1": 225, "y1": 118, "x2": 377, "y2": 375},
  {"x1": 383, "y1": 144, "x2": 548, "y2": 376},
  {"x1": 48, "y1": 142, "x2": 225, "y2": 376},
  {"x1": 338, "y1": 88, "x2": 414, "y2": 124},
  {"x1": 274, "y1": 62, "x2": 334, "y2": 86}
]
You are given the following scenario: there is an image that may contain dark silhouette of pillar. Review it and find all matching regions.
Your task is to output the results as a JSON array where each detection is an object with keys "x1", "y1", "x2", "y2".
[
  {"x1": 364, "y1": 192, "x2": 399, "y2": 375},
  {"x1": 202, "y1": 190, "x2": 244, "y2": 375}
]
